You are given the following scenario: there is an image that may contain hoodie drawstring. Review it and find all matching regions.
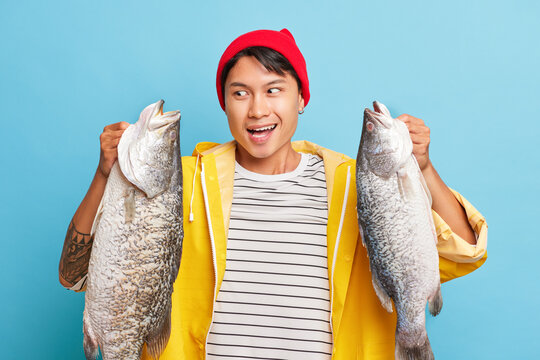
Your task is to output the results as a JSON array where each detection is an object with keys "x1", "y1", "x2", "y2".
[{"x1": 200, "y1": 161, "x2": 219, "y2": 359}]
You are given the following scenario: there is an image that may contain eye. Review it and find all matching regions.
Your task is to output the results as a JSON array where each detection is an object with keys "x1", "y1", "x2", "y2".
[
  {"x1": 234, "y1": 90, "x2": 247, "y2": 96},
  {"x1": 268, "y1": 88, "x2": 281, "y2": 94},
  {"x1": 169, "y1": 130, "x2": 176, "y2": 139},
  {"x1": 366, "y1": 122, "x2": 374, "y2": 132}
]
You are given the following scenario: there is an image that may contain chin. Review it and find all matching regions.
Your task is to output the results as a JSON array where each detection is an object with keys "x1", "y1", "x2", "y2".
[
  {"x1": 235, "y1": 140, "x2": 273, "y2": 159},
  {"x1": 245, "y1": 147, "x2": 275, "y2": 160}
]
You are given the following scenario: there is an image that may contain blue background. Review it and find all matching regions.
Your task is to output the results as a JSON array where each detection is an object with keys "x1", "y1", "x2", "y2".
[{"x1": 1, "y1": 0, "x2": 538, "y2": 359}]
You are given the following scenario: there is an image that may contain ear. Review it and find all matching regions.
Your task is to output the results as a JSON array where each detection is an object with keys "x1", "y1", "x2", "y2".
[{"x1": 298, "y1": 90, "x2": 305, "y2": 111}]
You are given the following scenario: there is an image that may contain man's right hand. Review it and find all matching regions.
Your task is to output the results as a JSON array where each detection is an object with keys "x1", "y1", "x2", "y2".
[{"x1": 98, "y1": 121, "x2": 130, "y2": 178}]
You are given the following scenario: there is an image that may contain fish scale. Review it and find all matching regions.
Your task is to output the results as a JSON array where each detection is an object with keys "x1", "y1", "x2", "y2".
[
  {"x1": 356, "y1": 101, "x2": 441, "y2": 360},
  {"x1": 83, "y1": 100, "x2": 183, "y2": 360}
]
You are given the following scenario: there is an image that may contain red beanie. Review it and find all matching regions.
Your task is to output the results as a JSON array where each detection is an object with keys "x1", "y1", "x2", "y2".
[{"x1": 216, "y1": 28, "x2": 310, "y2": 112}]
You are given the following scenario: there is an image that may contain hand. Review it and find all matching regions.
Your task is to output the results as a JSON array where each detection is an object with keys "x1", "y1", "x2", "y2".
[
  {"x1": 396, "y1": 114, "x2": 431, "y2": 171},
  {"x1": 98, "y1": 121, "x2": 130, "y2": 178}
]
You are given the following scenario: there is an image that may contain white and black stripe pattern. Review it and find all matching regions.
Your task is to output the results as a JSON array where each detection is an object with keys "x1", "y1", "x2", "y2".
[{"x1": 207, "y1": 153, "x2": 332, "y2": 360}]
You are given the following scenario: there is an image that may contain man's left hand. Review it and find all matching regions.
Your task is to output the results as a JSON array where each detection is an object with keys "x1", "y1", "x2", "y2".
[{"x1": 396, "y1": 114, "x2": 431, "y2": 171}]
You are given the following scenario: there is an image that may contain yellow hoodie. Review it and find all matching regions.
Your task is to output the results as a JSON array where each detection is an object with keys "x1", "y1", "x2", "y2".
[{"x1": 142, "y1": 140, "x2": 488, "y2": 360}]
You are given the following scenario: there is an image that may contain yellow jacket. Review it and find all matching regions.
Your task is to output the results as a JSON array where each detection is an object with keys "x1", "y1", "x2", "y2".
[{"x1": 142, "y1": 140, "x2": 488, "y2": 360}]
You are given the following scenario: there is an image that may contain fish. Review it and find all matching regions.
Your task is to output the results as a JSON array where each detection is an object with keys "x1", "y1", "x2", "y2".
[
  {"x1": 83, "y1": 100, "x2": 183, "y2": 360},
  {"x1": 356, "y1": 101, "x2": 442, "y2": 360}
]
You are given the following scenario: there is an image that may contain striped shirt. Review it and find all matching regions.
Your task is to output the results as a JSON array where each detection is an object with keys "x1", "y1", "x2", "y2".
[{"x1": 206, "y1": 153, "x2": 332, "y2": 360}]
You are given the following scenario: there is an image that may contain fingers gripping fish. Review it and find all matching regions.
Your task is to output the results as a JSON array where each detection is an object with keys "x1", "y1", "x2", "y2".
[
  {"x1": 83, "y1": 100, "x2": 183, "y2": 360},
  {"x1": 356, "y1": 101, "x2": 442, "y2": 360}
]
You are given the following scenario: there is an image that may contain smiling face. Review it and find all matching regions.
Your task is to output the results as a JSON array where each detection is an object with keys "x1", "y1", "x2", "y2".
[{"x1": 224, "y1": 55, "x2": 305, "y2": 174}]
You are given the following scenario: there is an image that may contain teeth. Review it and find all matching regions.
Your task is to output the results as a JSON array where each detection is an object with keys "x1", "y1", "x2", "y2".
[{"x1": 249, "y1": 124, "x2": 276, "y2": 132}]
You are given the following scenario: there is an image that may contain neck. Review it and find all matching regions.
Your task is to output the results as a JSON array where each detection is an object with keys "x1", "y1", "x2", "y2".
[{"x1": 235, "y1": 143, "x2": 301, "y2": 175}]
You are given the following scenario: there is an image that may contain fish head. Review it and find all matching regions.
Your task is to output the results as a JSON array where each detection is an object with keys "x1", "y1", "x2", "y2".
[
  {"x1": 118, "y1": 100, "x2": 181, "y2": 198},
  {"x1": 359, "y1": 101, "x2": 413, "y2": 178}
]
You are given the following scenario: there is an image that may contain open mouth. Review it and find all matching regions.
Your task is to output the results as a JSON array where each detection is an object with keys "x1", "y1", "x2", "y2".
[
  {"x1": 247, "y1": 124, "x2": 277, "y2": 138},
  {"x1": 364, "y1": 108, "x2": 390, "y2": 129}
]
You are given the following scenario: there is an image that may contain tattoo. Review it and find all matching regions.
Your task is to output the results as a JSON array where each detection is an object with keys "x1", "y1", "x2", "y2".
[{"x1": 59, "y1": 220, "x2": 94, "y2": 287}]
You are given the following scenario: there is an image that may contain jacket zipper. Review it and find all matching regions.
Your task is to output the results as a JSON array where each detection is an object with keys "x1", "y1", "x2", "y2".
[
  {"x1": 200, "y1": 162, "x2": 218, "y2": 359},
  {"x1": 329, "y1": 165, "x2": 351, "y2": 358}
]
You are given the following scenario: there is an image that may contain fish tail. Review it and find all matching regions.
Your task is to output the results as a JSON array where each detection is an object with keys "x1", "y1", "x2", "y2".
[
  {"x1": 395, "y1": 335, "x2": 434, "y2": 360},
  {"x1": 428, "y1": 284, "x2": 443, "y2": 316},
  {"x1": 83, "y1": 321, "x2": 99, "y2": 360}
]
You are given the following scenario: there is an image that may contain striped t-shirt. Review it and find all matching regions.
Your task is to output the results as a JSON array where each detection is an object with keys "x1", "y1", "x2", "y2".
[{"x1": 206, "y1": 152, "x2": 332, "y2": 360}]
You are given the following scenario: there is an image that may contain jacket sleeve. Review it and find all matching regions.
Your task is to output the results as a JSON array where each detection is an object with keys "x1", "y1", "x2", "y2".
[
  {"x1": 434, "y1": 188, "x2": 488, "y2": 283},
  {"x1": 68, "y1": 275, "x2": 87, "y2": 292}
]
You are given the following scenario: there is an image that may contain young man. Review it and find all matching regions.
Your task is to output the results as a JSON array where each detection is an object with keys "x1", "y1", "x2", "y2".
[{"x1": 59, "y1": 28, "x2": 488, "y2": 359}]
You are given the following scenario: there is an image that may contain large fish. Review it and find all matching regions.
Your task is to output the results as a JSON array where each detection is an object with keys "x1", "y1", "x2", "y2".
[
  {"x1": 83, "y1": 100, "x2": 183, "y2": 360},
  {"x1": 356, "y1": 101, "x2": 442, "y2": 360}
]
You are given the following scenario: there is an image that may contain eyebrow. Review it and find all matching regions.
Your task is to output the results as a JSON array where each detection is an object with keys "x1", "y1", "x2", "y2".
[{"x1": 229, "y1": 79, "x2": 286, "y2": 88}]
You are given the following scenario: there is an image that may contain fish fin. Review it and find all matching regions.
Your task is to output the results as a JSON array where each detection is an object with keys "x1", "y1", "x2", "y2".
[
  {"x1": 145, "y1": 303, "x2": 172, "y2": 360},
  {"x1": 395, "y1": 334, "x2": 434, "y2": 360},
  {"x1": 371, "y1": 271, "x2": 393, "y2": 313},
  {"x1": 411, "y1": 155, "x2": 433, "y2": 207},
  {"x1": 124, "y1": 188, "x2": 136, "y2": 223},
  {"x1": 410, "y1": 156, "x2": 438, "y2": 244},
  {"x1": 428, "y1": 284, "x2": 443, "y2": 316},
  {"x1": 358, "y1": 221, "x2": 367, "y2": 248},
  {"x1": 397, "y1": 167, "x2": 415, "y2": 202},
  {"x1": 83, "y1": 321, "x2": 99, "y2": 360}
]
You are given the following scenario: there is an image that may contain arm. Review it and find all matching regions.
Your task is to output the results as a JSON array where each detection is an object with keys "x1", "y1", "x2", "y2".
[
  {"x1": 58, "y1": 170, "x2": 107, "y2": 289},
  {"x1": 421, "y1": 161, "x2": 476, "y2": 244},
  {"x1": 58, "y1": 121, "x2": 129, "y2": 289},
  {"x1": 396, "y1": 114, "x2": 476, "y2": 245}
]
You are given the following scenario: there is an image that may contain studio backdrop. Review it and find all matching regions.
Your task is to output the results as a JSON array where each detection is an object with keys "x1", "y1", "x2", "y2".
[{"x1": 1, "y1": 1, "x2": 538, "y2": 359}]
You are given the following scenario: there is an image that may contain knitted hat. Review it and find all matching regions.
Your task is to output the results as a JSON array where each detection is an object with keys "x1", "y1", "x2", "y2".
[{"x1": 216, "y1": 28, "x2": 310, "y2": 111}]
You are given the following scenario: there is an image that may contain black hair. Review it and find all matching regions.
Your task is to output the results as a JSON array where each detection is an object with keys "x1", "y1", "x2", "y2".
[{"x1": 220, "y1": 46, "x2": 302, "y2": 104}]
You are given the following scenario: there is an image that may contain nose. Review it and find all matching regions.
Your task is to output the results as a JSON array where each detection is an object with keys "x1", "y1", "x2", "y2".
[{"x1": 248, "y1": 92, "x2": 270, "y2": 119}]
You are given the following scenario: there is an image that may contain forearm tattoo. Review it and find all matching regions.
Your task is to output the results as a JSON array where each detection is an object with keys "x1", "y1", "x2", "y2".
[{"x1": 59, "y1": 220, "x2": 94, "y2": 286}]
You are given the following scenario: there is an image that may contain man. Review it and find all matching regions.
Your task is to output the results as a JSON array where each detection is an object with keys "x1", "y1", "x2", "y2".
[{"x1": 59, "y1": 28, "x2": 487, "y2": 359}]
